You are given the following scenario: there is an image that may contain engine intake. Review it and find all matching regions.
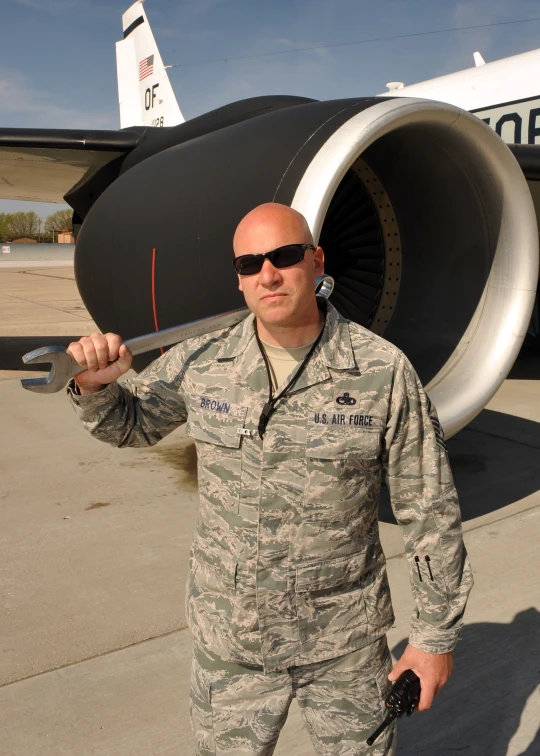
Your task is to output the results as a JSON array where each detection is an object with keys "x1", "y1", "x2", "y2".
[{"x1": 75, "y1": 96, "x2": 538, "y2": 437}]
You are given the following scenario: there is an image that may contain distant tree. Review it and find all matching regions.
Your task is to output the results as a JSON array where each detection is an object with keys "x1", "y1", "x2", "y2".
[
  {"x1": 45, "y1": 209, "x2": 73, "y2": 236},
  {"x1": 5, "y1": 211, "x2": 40, "y2": 239},
  {"x1": 0, "y1": 213, "x2": 9, "y2": 242}
]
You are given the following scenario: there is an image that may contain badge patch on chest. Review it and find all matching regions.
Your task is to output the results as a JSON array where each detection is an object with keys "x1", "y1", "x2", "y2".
[{"x1": 334, "y1": 389, "x2": 363, "y2": 407}]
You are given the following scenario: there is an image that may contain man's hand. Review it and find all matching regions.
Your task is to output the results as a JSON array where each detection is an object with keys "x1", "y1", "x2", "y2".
[
  {"x1": 388, "y1": 644, "x2": 453, "y2": 712},
  {"x1": 67, "y1": 332, "x2": 132, "y2": 394}
]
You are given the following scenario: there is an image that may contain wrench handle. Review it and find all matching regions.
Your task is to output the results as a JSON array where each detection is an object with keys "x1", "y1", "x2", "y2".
[
  {"x1": 123, "y1": 274, "x2": 333, "y2": 355},
  {"x1": 123, "y1": 308, "x2": 249, "y2": 356}
]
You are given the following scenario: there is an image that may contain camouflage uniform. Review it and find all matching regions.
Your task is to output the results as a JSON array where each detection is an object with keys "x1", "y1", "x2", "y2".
[
  {"x1": 191, "y1": 634, "x2": 395, "y2": 755},
  {"x1": 69, "y1": 302, "x2": 473, "y2": 754}
]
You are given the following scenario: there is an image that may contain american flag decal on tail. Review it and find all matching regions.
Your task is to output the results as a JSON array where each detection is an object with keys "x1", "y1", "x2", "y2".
[{"x1": 139, "y1": 54, "x2": 154, "y2": 81}]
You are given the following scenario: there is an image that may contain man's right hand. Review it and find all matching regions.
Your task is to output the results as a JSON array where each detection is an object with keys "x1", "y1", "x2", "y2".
[{"x1": 67, "y1": 332, "x2": 133, "y2": 394}]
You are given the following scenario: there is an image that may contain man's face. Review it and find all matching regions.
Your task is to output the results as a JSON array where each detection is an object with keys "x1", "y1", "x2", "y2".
[{"x1": 234, "y1": 215, "x2": 324, "y2": 328}]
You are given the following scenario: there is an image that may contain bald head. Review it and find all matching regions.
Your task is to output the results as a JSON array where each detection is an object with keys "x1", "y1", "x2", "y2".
[
  {"x1": 232, "y1": 202, "x2": 325, "y2": 338},
  {"x1": 233, "y1": 203, "x2": 313, "y2": 256}
]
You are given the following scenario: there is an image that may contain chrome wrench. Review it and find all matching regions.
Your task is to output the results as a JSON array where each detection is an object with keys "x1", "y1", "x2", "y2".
[{"x1": 20, "y1": 275, "x2": 334, "y2": 393}]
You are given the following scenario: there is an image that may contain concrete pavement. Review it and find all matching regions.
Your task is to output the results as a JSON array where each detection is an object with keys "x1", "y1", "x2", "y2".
[
  {"x1": 0, "y1": 264, "x2": 97, "y2": 381},
  {"x1": 0, "y1": 263, "x2": 538, "y2": 754}
]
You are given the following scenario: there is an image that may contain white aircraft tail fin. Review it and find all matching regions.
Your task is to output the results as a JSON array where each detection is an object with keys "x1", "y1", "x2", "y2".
[{"x1": 116, "y1": 0, "x2": 184, "y2": 129}]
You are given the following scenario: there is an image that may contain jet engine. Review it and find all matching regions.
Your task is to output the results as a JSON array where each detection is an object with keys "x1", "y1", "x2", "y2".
[{"x1": 74, "y1": 96, "x2": 539, "y2": 437}]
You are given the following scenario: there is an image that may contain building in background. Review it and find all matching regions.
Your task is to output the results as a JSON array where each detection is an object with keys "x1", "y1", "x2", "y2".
[{"x1": 57, "y1": 229, "x2": 75, "y2": 244}]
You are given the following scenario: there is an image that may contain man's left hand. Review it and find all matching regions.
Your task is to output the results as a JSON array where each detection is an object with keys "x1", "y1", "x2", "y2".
[{"x1": 388, "y1": 644, "x2": 453, "y2": 712}]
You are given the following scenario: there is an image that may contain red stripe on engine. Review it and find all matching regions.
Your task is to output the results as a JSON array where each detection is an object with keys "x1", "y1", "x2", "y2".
[{"x1": 151, "y1": 247, "x2": 164, "y2": 355}]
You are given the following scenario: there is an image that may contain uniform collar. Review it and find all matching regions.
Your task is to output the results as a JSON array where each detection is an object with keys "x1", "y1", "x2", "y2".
[
  {"x1": 319, "y1": 301, "x2": 357, "y2": 371},
  {"x1": 216, "y1": 302, "x2": 357, "y2": 372},
  {"x1": 216, "y1": 311, "x2": 257, "y2": 360}
]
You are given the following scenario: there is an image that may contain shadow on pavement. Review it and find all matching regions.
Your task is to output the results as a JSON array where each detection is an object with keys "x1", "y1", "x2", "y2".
[
  {"x1": 507, "y1": 343, "x2": 540, "y2": 380},
  {"x1": 379, "y1": 409, "x2": 540, "y2": 524},
  {"x1": 0, "y1": 336, "x2": 82, "y2": 370},
  {"x1": 391, "y1": 608, "x2": 540, "y2": 756}
]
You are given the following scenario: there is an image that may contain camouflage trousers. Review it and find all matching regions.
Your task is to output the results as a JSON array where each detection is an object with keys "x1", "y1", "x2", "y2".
[{"x1": 190, "y1": 635, "x2": 396, "y2": 755}]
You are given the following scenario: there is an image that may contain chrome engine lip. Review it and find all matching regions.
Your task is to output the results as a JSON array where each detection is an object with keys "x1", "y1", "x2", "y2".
[{"x1": 291, "y1": 97, "x2": 539, "y2": 438}]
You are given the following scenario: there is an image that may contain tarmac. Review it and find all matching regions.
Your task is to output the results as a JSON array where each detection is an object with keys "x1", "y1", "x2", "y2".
[{"x1": 0, "y1": 263, "x2": 538, "y2": 755}]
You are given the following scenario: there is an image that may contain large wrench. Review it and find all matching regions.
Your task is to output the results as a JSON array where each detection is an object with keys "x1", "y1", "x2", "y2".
[{"x1": 20, "y1": 275, "x2": 334, "y2": 394}]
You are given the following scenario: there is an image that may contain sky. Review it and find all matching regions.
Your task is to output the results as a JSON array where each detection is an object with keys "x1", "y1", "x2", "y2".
[{"x1": 1, "y1": 0, "x2": 540, "y2": 218}]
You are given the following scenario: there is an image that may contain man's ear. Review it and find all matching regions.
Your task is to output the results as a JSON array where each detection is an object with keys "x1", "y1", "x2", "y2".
[
  {"x1": 237, "y1": 276, "x2": 243, "y2": 292},
  {"x1": 313, "y1": 245, "x2": 325, "y2": 275}
]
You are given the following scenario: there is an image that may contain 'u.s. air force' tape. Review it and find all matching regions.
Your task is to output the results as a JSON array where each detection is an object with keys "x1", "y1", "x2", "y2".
[{"x1": 313, "y1": 411, "x2": 380, "y2": 428}]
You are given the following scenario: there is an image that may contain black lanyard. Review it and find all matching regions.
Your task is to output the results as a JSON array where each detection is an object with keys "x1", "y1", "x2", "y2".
[{"x1": 255, "y1": 313, "x2": 326, "y2": 439}]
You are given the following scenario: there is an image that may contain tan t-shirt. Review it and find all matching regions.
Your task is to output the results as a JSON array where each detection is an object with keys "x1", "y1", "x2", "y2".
[{"x1": 259, "y1": 338, "x2": 315, "y2": 391}]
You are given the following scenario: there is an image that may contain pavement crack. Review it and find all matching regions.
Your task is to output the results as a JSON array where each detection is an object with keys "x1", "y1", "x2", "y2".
[
  {"x1": 19, "y1": 270, "x2": 75, "y2": 281},
  {"x1": 0, "y1": 625, "x2": 188, "y2": 689},
  {"x1": 0, "y1": 290, "x2": 90, "y2": 320},
  {"x1": 386, "y1": 499, "x2": 540, "y2": 562}
]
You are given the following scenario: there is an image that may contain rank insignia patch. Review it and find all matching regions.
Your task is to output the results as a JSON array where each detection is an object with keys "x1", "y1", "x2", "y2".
[
  {"x1": 427, "y1": 396, "x2": 446, "y2": 451},
  {"x1": 430, "y1": 413, "x2": 447, "y2": 451}
]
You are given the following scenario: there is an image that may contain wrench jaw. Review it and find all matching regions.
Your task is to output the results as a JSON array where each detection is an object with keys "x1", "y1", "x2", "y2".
[
  {"x1": 315, "y1": 275, "x2": 334, "y2": 300},
  {"x1": 21, "y1": 346, "x2": 77, "y2": 394}
]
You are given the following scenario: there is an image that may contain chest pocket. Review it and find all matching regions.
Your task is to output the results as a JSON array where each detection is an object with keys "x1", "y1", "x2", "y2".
[
  {"x1": 304, "y1": 416, "x2": 382, "y2": 522},
  {"x1": 187, "y1": 397, "x2": 246, "y2": 514}
]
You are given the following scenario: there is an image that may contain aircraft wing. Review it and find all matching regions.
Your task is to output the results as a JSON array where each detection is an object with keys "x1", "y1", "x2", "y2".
[
  {"x1": 509, "y1": 145, "x2": 540, "y2": 237},
  {"x1": 1, "y1": 128, "x2": 537, "y2": 205},
  {"x1": 509, "y1": 144, "x2": 540, "y2": 180},
  {"x1": 0, "y1": 128, "x2": 141, "y2": 203}
]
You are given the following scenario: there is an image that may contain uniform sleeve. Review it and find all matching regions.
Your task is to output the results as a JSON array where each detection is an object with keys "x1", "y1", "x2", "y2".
[
  {"x1": 67, "y1": 342, "x2": 189, "y2": 448},
  {"x1": 383, "y1": 353, "x2": 473, "y2": 654}
]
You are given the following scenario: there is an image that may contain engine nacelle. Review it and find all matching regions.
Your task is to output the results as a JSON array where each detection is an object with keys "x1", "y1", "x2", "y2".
[{"x1": 75, "y1": 96, "x2": 538, "y2": 437}]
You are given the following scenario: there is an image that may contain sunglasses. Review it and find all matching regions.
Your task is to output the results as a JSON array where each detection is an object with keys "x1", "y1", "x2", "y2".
[{"x1": 232, "y1": 243, "x2": 316, "y2": 276}]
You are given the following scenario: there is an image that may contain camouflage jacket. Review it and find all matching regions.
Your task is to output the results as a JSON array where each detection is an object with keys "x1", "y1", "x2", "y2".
[{"x1": 69, "y1": 303, "x2": 473, "y2": 672}]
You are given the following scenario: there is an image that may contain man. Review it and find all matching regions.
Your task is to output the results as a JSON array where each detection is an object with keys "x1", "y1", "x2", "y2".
[{"x1": 67, "y1": 203, "x2": 473, "y2": 755}]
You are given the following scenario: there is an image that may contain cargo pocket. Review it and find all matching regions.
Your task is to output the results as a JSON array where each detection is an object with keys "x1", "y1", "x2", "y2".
[
  {"x1": 187, "y1": 538, "x2": 238, "y2": 640},
  {"x1": 304, "y1": 422, "x2": 381, "y2": 521},
  {"x1": 187, "y1": 412, "x2": 243, "y2": 514},
  {"x1": 295, "y1": 550, "x2": 369, "y2": 643},
  {"x1": 374, "y1": 642, "x2": 395, "y2": 750},
  {"x1": 374, "y1": 641, "x2": 393, "y2": 702}
]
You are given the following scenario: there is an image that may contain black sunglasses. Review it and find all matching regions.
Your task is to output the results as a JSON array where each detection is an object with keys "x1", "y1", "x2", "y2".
[{"x1": 232, "y1": 243, "x2": 315, "y2": 276}]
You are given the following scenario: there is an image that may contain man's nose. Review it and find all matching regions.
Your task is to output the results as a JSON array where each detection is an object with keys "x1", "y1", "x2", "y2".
[{"x1": 259, "y1": 258, "x2": 283, "y2": 284}]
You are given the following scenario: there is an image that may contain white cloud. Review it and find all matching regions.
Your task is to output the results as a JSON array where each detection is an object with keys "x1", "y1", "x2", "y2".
[
  {"x1": 15, "y1": 0, "x2": 84, "y2": 12},
  {"x1": 187, "y1": 0, "x2": 228, "y2": 17},
  {"x1": 154, "y1": 26, "x2": 218, "y2": 42},
  {"x1": 429, "y1": 0, "x2": 540, "y2": 76},
  {"x1": 271, "y1": 37, "x2": 332, "y2": 60},
  {"x1": 0, "y1": 68, "x2": 115, "y2": 129},
  {"x1": 452, "y1": 0, "x2": 511, "y2": 26},
  {"x1": 149, "y1": 0, "x2": 227, "y2": 26}
]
